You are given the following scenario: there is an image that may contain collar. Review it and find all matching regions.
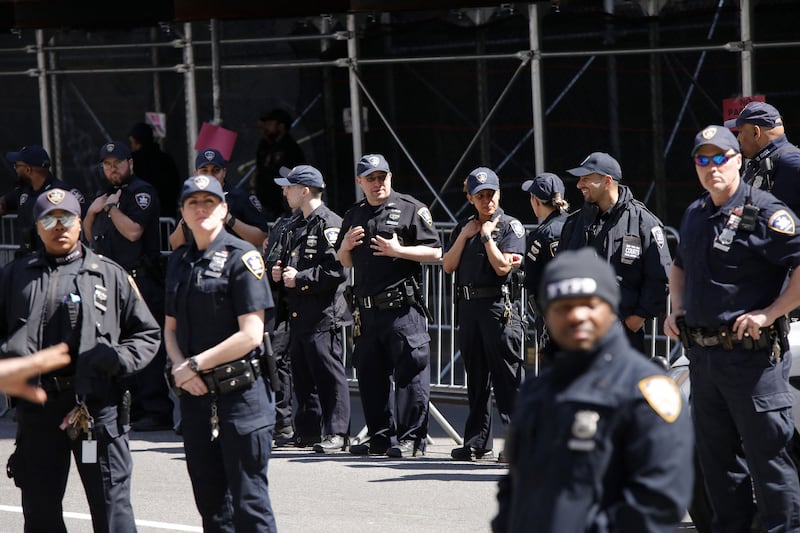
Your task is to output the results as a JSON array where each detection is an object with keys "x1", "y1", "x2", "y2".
[{"x1": 752, "y1": 135, "x2": 790, "y2": 163}]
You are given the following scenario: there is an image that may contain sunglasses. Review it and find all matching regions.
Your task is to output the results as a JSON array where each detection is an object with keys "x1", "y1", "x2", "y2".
[
  {"x1": 694, "y1": 153, "x2": 734, "y2": 167},
  {"x1": 39, "y1": 213, "x2": 78, "y2": 230}
]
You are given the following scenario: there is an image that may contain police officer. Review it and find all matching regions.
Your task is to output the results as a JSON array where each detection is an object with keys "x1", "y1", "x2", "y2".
[
  {"x1": 521, "y1": 172, "x2": 570, "y2": 357},
  {"x1": 725, "y1": 101, "x2": 800, "y2": 214},
  {"x1": 0, "y1": 188, "x2": 161, "y2": 533},
  {"x1": 83, "y1": 140, "x2": 173, "y2": 431},
  {"x1": 336, "y1": 153, "x2": 441, "y2": 458},
  {"x1": 165, "y1": 175, "x2": 276, "y2": 532},
  {"x1": 269, "y1": 165, "x2": 351, "y2": 453},
  {"x1": 560, "y1": 152, "x2": 670, "y2": 353},
  {"x1": 494, "y1": 248, "x2": 693, "y2": 533},
  {"x1": 442, "y1": 167, "x2": 525, "y2": 462},
  {"x1": 169, "y1": 148, "x2": 269, "y2": 250},
  {"x1": 664, "y1": 125, "x2": 800, "y2": 532},
  {"x1": 1, "y1": 144, "x2": 85, "y2": 256}
]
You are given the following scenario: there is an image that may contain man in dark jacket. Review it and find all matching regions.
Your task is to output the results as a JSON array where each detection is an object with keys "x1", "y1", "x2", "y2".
[
  {"x1": 560, "y1": 152, "x2": 670, "y2": 352},
  {"x1": 128, "y1": 122, "x2": 182, "y2": 217},
  {"x1": 493, "y1": 248, "x2": 693, "y2": 533}
]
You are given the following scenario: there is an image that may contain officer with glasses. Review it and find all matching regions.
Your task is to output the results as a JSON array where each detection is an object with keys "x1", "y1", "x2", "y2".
[
  {"x1": 664, "y1": 125, "x2": 800, "y2": 532},
  {"x1": 0, "y1": 188, "x2": 160, "y2": 533}
]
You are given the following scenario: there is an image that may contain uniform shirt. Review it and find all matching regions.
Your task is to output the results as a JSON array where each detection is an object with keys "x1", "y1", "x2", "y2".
[
  {"x1": 89, "y1": 175, "x2": 160, "y2": 272},
  {"x1": 0, "y1": 245, "x2": 160, "y2": 401},
  {"x1": 3, "y1": 175, "x2": 85, "y2": 255},
  {"x1": 560, "y1": 184, "x2": 670, "y2": 320},
  {"x1": 444, "y1": 207, "x2": 525, "y2": 287},
  {"x1": 523, "y1": 210, "x2": 568, "y2": 300},
  {"x1": 493, "y1": 323, "x2": 693, "y2": 533},
  {"x1": 166, "y1": 230, "x2": 273, "y2": 357},
  {"x1": 267, "y1": 204, "x2": 347, "y2": 332},
  {"x1": 674, "y1": 182, "x2": 800, "y2": 329},
  {"x1": 742, "y1": 134, "x2": 800, "y2": 215},
  {"x1": 224, "y1": 183, "x2": 269, "y2": 234},
  {"x1": 335, "y1": 190, "x2": 440, "y2": 297}
]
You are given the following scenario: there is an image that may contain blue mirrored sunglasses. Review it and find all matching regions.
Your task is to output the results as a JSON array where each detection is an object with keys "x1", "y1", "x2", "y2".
[{"x1": 694, "y1": 153, "x2": 732, "y2": 167}]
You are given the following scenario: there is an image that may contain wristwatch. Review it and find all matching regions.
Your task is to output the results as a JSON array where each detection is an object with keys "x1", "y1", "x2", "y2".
[
  {"x1": 224, "y1": 213, "x2": 236, "y2": 231},
  {"x1": 103, "y1": 202, "x2": 118, "y2": 213},
  {"x1": 187, "y1": 356, "x2": 200, "y2": 373},
  {"x1": 480, "y1": 233, "x2": 492, "y2": 243}
]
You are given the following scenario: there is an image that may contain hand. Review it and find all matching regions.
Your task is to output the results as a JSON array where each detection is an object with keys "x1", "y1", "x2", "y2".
[
  {"x1": 663, "y1": 309, "x2": 685, "y2": 340},
  {"x1": 461, "y1": 220, "x2": 481, "y2": 239},
  {"x1": 733, "y1": 310, "x2": 771, "y2": 340},
  {"x1": 508, "y1": 253, "x2": 523, "y2": 268},
  {"x1": 271, "y1": 260, "x2": 283, "y2": 283},
  {"x1": 105, "y1": 189, "x2": 122, "y2": 209},
  {"x1": 340, "y1": 226, "x2": 365, "y2": 252},
  {"x1": 0, "y1": 343, "x2": 71, "y2": 403},
  {"x1": 281, "y1": 266, "x2": 298, "y2": 288},
  {"x1": 624, "y1": 314, "x2": 646, "y2": 333},
  {"x1": 480, "y1": 217, "x2": 500, "y2": 240},
  {"x1": 370, "y1": 233, "x2": 401, "y2": 257},
  {"x1": 173, "y1": 359, "x2": 209, "y2": 396},
  {"x1": 88, "y1": 194, "x2": 109, "y2": 215}
]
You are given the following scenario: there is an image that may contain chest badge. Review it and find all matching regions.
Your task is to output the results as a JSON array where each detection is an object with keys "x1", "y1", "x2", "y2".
[{"x1": 568, "y1": 410, "x2": 599, "y2": 452}]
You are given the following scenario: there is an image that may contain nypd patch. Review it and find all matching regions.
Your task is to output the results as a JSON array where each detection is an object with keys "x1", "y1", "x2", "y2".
[
  {"x1": 203, "y1": 150, "x2": 216, "y2": 162},
  {"x1": 241, "y1": 250, "x2": 265, "y2": 280},
  {"x1": 768, "y1": 210, "x2": 796, "y2": 235},
  {"x1": 509, "y1": 219, "x2": 525, "y2": 238},
  {"x1": 135, "y1": 192, "x2": 152, "y2": 210},
  {"x1": 70, "y1": 189, "x2": 85, "y2": 204},
  {"x1": 249, "y1": 195, "x2": 264, "y2": 212},
  {"x1": 417, "y1": 207, "x2": 434, "y2": 227},
  {"x1": 638, "y1": 375, "x2": 682, "y2": 423},
  {"x1": 19, "y1": 193, "x2": 28, "y2": 206},
  {"x1": 549, "y1": 240, "x2": 559, "y2": 257},
  {"x1": 651, "y1": 226, "x2": 665, "y2": 249},
  {"x1": 323, "y1": 227, "x2": 340, "y2": 248},
  {"x1": 45, "y1": 189, "x2": 66, "y2": 205}
]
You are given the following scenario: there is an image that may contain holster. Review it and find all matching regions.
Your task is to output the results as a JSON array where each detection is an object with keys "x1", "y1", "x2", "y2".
[
  {"x1": 260, "y1": 332, "x2": 279, "y2": 394},
  {"x1": 675, "y1": 315, "x2": 692, "y2": 350}
]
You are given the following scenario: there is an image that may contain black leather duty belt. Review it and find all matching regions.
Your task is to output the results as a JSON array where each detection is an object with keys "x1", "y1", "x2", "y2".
[
  {"x1": 458, "y1": 285, "x2": 508, "y2": 301},
  {"x1": 357, "y1": 286, "x2": 413, "y2": 311},
  {"x1": 687, "y1": 327, "x2": 772, "y2": 351}
]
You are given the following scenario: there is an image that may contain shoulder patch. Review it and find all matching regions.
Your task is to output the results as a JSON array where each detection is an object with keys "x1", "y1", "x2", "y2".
[
  {"x1": 768, "y1": 209, "x2": 796, "y2": 235},
  {"x1": 323, "y1": 227, "x2": 340, "y2": 247},
  {"x1": 70, "y1": 189, "x2": 85, "y2": 204},
  {"x1": 651, "y1": 226, "x2": 665, "y2": 248},
  {"x1": 638, "y1": 375, "x2": 682, "y2": 423},
  {"x1": 417, "y1": 207, "x2": 434, "y2": 227},
  {"x1": 241, "y1": 250, "x2": 265, "y2": 280},
  {"x1": 249, "y1": 195, "x2": 264, "y2": 212},
  {"x1": 509, "y1": 219, "x2": 525, "y2": 238},
  {"x1": 549, "y1": 240, "x2": 559, "y2": 257},
  {"x1": 135, "y1": 192, "x2": 152, "y2": 210}
]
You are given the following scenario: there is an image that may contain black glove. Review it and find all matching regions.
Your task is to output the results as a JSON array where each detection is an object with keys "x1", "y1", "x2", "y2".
[{"x1": 75, "y1": 343, "x2": 121, "y2": 394}]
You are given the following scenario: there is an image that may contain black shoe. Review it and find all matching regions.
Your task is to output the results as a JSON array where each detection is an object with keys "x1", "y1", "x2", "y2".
[
  {"x1": 497, "y1": 449, "x2": 508, "y2": 463},
  {"x1": 349, "y1": 438, "x2": 390, "y2": 456},
  {"x1": 130, "y1": 416, "x2": 173, "y2": 432},
  {"x1": 273, "y1": 434, "x2": 297, "y2": 448},
  {"x1": 387, "y1": 440, "x2": 423, "y2": 458},
  {"x1": 313, "y1": 434, "x2": 349, "y2": 453},
  {"x1": 450, "y1": 446, "x2": 494, "y2": 461}
]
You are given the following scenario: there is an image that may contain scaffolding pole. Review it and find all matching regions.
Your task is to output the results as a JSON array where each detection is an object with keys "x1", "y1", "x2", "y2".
[
  {"x1": 210, "y1": 18, "x2": 222, "y2": 125},
  {"x1": 346, "y1": 14, "x2": 364, "y2": 201},
  {"x1": 528, "y1": 3, "x2": 545, "y2": 175},
  {"x1": 740, "y1": 0, "x2": 753, "y2": 95},
  {"x1": 35, "y1": 30, "x2": 52, "y2": 155},
  {"x1": 182, "y1": 22, "x2": 199, "y2": 175}
]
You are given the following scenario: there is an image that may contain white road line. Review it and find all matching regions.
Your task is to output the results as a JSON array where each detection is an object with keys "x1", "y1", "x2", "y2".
[{"x1": 0, "y1": 505, "x2": 202, "y2": 532}]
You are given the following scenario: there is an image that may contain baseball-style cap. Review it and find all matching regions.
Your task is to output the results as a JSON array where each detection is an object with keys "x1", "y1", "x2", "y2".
[
  {"x1": 723, "y1": 101, "x2": 783, "y2": 130},
  {"x1": 274, "y1": 165, "x2": 325, "y2": 189},
  {"x1": 567, "y1": 152, "x2": 622, "y2": 182},
  {"x1": 259, "y1": 108, "x2": 292, "y2": 126},
  {"x1": 179, "y1": 175, "x2": 226, "y2": 204},
  {"x1": 99, "y1": 141, "x2": 132, "y2": 161},
  {"x1": 521, "y1": 172, "x2": 565, "y2": 201},
  {"x1": 195, "y1": 148, "x2": 227, "y2": 169},
  {"x1": 466, "y1": 167, "x2": 500, "y2": 195},
  {"x1": 33, "y1": 188, "x2": 81, "y2": 220},
  {"x1": 6, "y1": 145, "x2": 51, "y2": 167},
  {"x1": 691, "y1": 125, "x2": 740, "y2": 156},
  {"x1": 538, "y1": 248, "x2": 620, "y2": 314},
  {"x1": 356, "y1": 154, "x2": 390, "y2": 176}
]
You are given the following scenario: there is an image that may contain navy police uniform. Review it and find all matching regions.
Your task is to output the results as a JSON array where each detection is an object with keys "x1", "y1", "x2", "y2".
[
  {"x1": 560, "y1": 184, "x2": 670, "y2": 351},
  {"x1": 269, "y1": 204, "x2": 350, "y2": 442},
  {"x1": 445, "y1": 207, "x2": 526, "y2": 455},
  {"x1": 675, "y1": 181, "x2": 800, "y2": 531},
  {"x1": 335, "y1": 190, "x2": 440, "y2": 454},
  {"x1": 1, "y1": 245, "x2": 161, "y2": 533},
  {"x1": 493, "y1": 323, "x2": 693, "y2": 533},
  {"x1": 166, "y1": 229, "x2": 276, "y2": 533},
  {"x1": 741, "y1": 134, "x2": 800, "y2": 215}
]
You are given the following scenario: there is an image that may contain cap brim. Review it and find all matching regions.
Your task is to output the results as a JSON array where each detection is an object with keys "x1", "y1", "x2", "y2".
[
  {"x1": 566, "y1": 166, "x2": 593, "y2": 177},
  {"x1": 278, "y1": 166, "x2": 292, "y2": 178},
  {"x1": 5, "y1": 152, "x2": 22, "y2": 163},
  {"x1": 723, "y1": 118, "x2": 739, "y2": 129},
  {"x1": 274, "y1": 177, "x2": 292, "y2": 186},
  {"x1": 469, "y1": 184, "x2": 498, "y2": 195},
  {"x1": 521, "y1": 180, "x2": 534, "y2": 192}
]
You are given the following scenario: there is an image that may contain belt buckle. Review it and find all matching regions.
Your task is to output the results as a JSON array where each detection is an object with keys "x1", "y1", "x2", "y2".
[
  {"x1": 461, "y1": 286, "x2": 471, "y2": 301},
  {"x1": 361, "y1": 296, "x2": 373, "y2": 309}
]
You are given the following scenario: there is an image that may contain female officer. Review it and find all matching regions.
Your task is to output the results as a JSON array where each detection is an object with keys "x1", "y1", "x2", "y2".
[
  {"x1": 521, "y1": 173, "x2": 570, "y2": 357},
  {"x1": 164, "y1": 175, "x2": 276, "y2": 532},
  {"x1": 442, "y1": 167, "x2": 526, "y2": 462}
]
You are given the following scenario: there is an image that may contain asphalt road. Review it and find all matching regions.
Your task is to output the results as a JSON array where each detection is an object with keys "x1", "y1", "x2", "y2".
[{"x1": 0, "y1": 395, "x2": 697, "y2": 532}]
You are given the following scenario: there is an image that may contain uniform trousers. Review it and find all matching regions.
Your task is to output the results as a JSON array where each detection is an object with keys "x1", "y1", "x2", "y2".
[
  {"x1": 689, "y1": 347, "x2": 800, "y2": 533},
  {"x1": 13, "y1": 393, "x2": 135, "y2": 533},
  {"x1": 353, "y1": 304, "x2": 430, "y2": 447},
  {"x1": 457, "y1": 298, "x2": 524, "y2": 451},
  {"x1": 289, "y1": 326, "x2": 350, "y2": 437},
  {"x1": 180, "y1": 384, "x2": 276, "y2": 533},
  {"x1": 271, "y1": 320, "x2": 294, "y2": 437}
]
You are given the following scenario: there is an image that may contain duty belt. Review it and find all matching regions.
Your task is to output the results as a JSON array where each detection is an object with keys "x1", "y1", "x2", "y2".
[
  {"x1": 458, "y1": 284, "x2": 508, "y2": 301},
  {"x1": 358, "y1": 286, "x2": 413, "y2": 311},
  {"x1": 687, "y1": 326, "x2": 772, "y2": 351},
  {"x1": 40, "y1": 375, "x2": 74, "y2": 393}
]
